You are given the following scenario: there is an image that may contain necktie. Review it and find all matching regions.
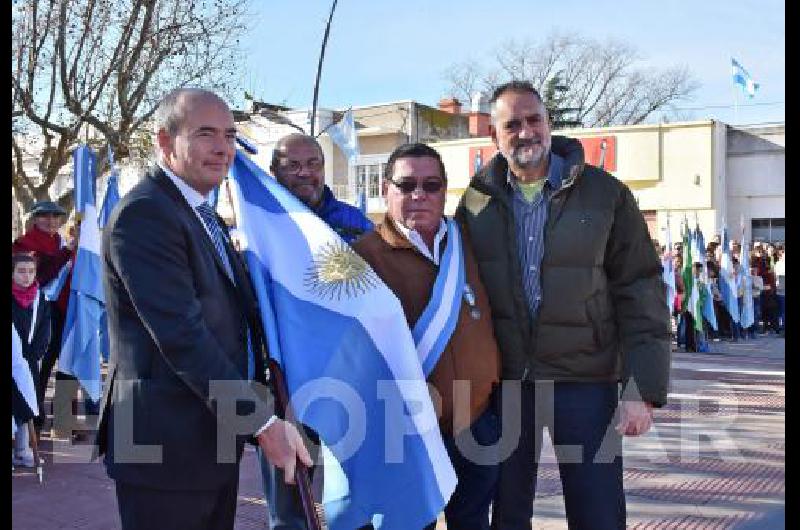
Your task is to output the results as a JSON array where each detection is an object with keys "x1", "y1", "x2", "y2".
[
  {"x1": 196, "y1": 201, "x2": 235, "y2": 282},
  {"x1": 196, "y1": 202, "x2": 255, "y2": 379}
]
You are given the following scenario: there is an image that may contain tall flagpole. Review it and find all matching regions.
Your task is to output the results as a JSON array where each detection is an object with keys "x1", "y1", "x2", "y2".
[{"x1": 310, "y1": 0, "x2": 339, "y2": 136}]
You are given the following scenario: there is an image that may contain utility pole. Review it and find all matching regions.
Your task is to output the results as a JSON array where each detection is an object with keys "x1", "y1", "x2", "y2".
[{"x1": 310, "y1": 0, "x2": 339, "y2": 136}]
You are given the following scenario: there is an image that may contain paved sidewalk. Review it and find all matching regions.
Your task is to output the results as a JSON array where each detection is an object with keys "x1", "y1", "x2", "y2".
[{"x1": 12, "y1": 336, "x2": 784, "y2": 529}]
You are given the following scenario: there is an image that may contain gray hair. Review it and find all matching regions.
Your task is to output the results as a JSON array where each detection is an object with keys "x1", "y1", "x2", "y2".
[
  {"x1": 152, "y1": 87, "x2": 229, "y2": 137},
  {"x1": 489, "y1": 80, "x2": 545, "y2": 124}
]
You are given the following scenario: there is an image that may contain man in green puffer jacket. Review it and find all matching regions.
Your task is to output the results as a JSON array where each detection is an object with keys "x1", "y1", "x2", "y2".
[{"x1": 455, "y1": 81, "x2": 672, "y2": 530}]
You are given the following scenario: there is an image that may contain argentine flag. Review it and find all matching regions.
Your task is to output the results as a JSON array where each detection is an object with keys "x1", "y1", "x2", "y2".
[
  {"x1": 228, "y1": 150, "x2": 456, "y2": 529},
  {"x1": 731, "y1": 58, "x2": 759, "y2": 98},
  {"x1": 59, "y1": 145, "x2": 104, "y2": 402},
  {"x1": 327, "y1": 108, "x2": 360, "y2": 162},
  {"x1": 97, "y1": 148, "x2": 121, "y2": 364},
  {"x1": 719, "y1": 226, "x2": 739, "y2": 325},
  {"x1": 695, "y1": 226, "x2": 718, "y2": 331}
]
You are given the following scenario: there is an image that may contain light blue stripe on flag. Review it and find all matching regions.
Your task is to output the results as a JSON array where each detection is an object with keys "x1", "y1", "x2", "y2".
[
  {"x1": 411, "y1": 218, "x2": 465, "y2": 377},
  {"x1": 59, "y1": 144, "x2": 104, "y2": 402},
  {"x1": 42, "y1": 262, "x2": 71, "y2": 302},
  {"x1": 719, "y1": 227, "x2": 739, "y2": 324},
  {"x1": 731, "y1": 58, "x2": 759, "y2": 98},
  {"x1": 228, "y1": 151, "x2": 456, "y2": 530}
]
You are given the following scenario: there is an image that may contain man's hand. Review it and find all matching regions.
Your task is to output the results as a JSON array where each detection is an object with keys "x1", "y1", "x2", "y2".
[
  {"x1": 257, "y1": 419, "x2": 313, "y2": 485},
  {"x1": 616, "y1": 400, "x2": 654, "y2": 437}
]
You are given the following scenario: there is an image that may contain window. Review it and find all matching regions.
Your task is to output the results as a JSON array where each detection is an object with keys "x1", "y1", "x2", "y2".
[
  {"x1": 751, "y1": 218, "x2": 785, "y2": 243},
  {"x1": 356, "y1": 162, "x2": 386, "y2": 199}
]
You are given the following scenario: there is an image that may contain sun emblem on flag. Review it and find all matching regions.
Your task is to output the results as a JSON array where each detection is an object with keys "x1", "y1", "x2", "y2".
[{"x1": 304, "y1": 241, "x2": 379, "y2": 300}]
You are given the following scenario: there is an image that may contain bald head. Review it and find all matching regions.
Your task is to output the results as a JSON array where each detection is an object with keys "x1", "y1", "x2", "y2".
[
  {"x1": 270, "y1": 134, "x2": 326, "y2": 208},
  {"x1": 154, "y1": 87, "x2": 236, "y2": 195}
]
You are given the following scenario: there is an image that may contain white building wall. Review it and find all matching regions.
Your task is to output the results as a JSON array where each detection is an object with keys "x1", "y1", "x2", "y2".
[{"x1": 725, "y1": 124, "x2": 785, "y2": 243}]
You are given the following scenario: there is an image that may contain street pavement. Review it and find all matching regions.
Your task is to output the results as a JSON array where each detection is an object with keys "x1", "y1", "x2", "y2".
[{"x1": 12, "y1": 335, "x2": 784, "y2": 529}]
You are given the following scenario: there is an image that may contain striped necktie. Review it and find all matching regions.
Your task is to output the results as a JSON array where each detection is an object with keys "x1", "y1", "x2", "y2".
[
  {"x1": 196, "y1": 201, "x2": 234, "y2": 282},
  {"x1": 196, "y1": 202, "x2": 255, "y2": 379}
]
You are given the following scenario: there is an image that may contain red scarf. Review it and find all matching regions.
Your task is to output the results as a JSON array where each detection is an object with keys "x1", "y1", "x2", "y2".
[
  {"x1": 12, "y1": 280, "x2": 39, "y2": 309},
  {"x1": 19, "y1": 225, "x2": 62, "y2": 255}
]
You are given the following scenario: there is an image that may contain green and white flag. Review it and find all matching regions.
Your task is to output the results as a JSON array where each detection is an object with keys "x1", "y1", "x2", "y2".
[{"x1": 681, "y1": 222, "x2": 703, "y2": 331}]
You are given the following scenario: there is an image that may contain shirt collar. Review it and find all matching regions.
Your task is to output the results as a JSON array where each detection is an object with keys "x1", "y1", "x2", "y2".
[
  {"x1": 506, "y1": 152, "x2": 565, "y2": 191},
  {"x1": 392, "y1": 217, "x2": 448, "y2": 265},
  {"x1": 158, "y1": 162, "x2": 210, "y2": 209}
]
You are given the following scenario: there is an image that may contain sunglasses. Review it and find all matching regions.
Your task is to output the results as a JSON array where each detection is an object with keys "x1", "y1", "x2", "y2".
[{"x1": 389, "y1": 178, "x2": 445, "y2": 194}]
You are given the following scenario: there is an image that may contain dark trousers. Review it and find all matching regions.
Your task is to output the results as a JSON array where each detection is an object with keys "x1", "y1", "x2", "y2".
[
  {"x1": 442, "y1": 400, "x2": 501, "y2": 530},
  {"x1": 115, "y1": 477, "x2": 239, "y2": 530},
  {"x1": 491, "y1": 381, "x2": 625, "y2": 530}
]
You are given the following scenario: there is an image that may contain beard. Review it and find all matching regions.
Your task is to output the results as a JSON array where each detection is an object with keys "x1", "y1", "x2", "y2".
[{"x1": 509, "y1": 139, "x2": 549, "y2": 170}]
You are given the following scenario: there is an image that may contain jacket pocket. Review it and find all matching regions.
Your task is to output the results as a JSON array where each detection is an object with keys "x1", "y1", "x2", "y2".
[{"x1": 586, "y1": 292, "x2": 616, "y2": 350}]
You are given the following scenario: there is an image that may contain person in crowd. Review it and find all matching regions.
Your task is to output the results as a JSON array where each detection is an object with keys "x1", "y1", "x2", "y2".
[
  {"x1": 774, "y1": 247, "x2": 785, "y2": 334},
  {"x1": 270, "y1": 133, "x2": 373, "y2": 244},
  {"x1": 11, "y1": 252, "x2": 52, "y2": 465},
  {"x1": 12, "y1": 200, "x2": 77, "y2": 433},
  {"x1": 748, "y1": 263, "x2": 765, "y2": 336},
  {"x1": 95, "y1": 87, "x2": 311, "y2": 530},
  {"x1": 352, "y1": 143, "x2": 502, "y2": 530},
  {"x1": 456, "y1": 81, "x2": 671, "y2": 529}
]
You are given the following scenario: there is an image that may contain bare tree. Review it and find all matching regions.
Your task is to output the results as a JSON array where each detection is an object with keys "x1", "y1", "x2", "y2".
[
  {"x1": 11, "y1": 0, "x2": 251, "y2": 213},
  {"x1": 441, "y1": 30, "x2": 699, "y2": 127}
]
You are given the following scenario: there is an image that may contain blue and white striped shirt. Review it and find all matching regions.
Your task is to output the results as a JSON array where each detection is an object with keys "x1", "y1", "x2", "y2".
[{"x1": 508, "y1": 153, "x2": 565, "y2": 318}]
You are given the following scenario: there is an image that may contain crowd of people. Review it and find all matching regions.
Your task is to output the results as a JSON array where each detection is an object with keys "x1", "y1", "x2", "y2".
[{"x1": 660, "y1": 238, "x2": 785, "y2": 352}]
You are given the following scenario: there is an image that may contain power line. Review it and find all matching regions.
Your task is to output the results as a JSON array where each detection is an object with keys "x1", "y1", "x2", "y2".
[{"x1": 671, "y1": 101, "x2": 784, "y2": 111}]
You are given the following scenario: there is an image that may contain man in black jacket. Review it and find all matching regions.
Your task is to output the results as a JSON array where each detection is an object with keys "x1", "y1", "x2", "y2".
[
  {"x1": 456, "y1": 81, "x2": 671, "y2": 529},
  {"x1": 96, "y1": 88, "x2": 312, "y2": 530}
]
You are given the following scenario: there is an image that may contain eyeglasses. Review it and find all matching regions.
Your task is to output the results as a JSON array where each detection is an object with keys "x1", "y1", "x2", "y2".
[
  {"x1": 389, "y1": 178, "x2": 445, "y2": 194},
  {"x1": 281, "y1": 159, "x2": 324, "y2": 175}
]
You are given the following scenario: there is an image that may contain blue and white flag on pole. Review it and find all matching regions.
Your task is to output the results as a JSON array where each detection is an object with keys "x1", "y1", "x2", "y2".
[
  {"x1": 731, "y1": 58, "x2": 759, "y2": 98},
  {"x1": 59, "y1": 145, "x2": 104, "y2": 402},
  {"x1": 12, "y1": 324, "x2": 39, "y2": 418},
  {"x1": 97, "y1": 146, "x2": 121, "y2": 364},
  {"x1": 228, "y1": 150, "x2": 456, "y2": 530},
  {"x1": 328, "y1": 109, "x2": 360, "y2": 162},
  {"x1": 661, "y1": 217, "x2": 676, "y2": 312},
  {"x1": 42, "y1": 262, "x2": 71, "y2": 302},
  {"x1": 719, "y1": 226, "x2": 739, "y2": 325},
  {"x1": 695, "y1": 226, "x2": 718, "y2": 331}
]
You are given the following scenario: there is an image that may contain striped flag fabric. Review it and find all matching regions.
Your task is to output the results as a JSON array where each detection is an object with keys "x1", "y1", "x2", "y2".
[
  {"x1": 228, "y1": 149, "x2": 456, "y2": 529},
  {"x1": 58, "y1": 145, "x2": 105, "y2": 402},
  {"x1": 731, "y1": 58, "x2": 759, "y2": 98}
]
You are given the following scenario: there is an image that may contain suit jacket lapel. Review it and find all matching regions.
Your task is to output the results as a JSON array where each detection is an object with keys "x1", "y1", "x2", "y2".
[{"x1": 149, "y1": 166, "x2": 236, "y2": 286}]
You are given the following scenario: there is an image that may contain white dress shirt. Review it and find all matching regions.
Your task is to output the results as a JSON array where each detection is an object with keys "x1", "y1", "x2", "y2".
[{"x1": 393, "y1": 218, "x2": 448, "y2": 265}]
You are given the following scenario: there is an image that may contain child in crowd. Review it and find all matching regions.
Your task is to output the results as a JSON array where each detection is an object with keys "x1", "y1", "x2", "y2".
[{"x1": 11, "y1": 253, "x2": 51, "y2": 466}]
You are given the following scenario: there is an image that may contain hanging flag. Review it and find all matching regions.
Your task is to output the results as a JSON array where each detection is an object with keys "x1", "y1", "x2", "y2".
[
  {"x1": 228, "y1": 150, "x2": 456, "y2": 530},
  {"x1": 719, "y1": 225, "x2": 740, "y2": 325},
  {"x1": 59, "y1": 144, "x2": 104, "y2": 402},
  {"x1": 97, "y1": 146, "x2": 122, "y2": 364},
  {"x1": 731, "y1": 58, "x2": 759, "y2": 98},
  {"x1": 328, "y1": 109, "x2": 360, "y2": 162},
  {"x1": 738, "y1": 218, "x2": 755, "y2": 329},
  {"x1": 12, "y1": 324, "x2": 39, "y2": 418},
  {"x1": 695, "y1": 225, "x2": 718, "y2": 331},
  {"x1": 661, "y1": 217, "x2": 676, "y2": 313},
  {"x1": 681, "y1": 223, "x2": 702, "y2": 332}
]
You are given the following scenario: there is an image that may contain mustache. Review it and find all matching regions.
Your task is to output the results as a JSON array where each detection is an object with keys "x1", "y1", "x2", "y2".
[{"x1": 513, "y1": 138, "x2": 541, "y2": 150}]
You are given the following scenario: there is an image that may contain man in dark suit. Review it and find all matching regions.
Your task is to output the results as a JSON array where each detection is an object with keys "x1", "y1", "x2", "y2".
[{"x1": 96, "y1": 87, "x2": 312, "y2": 530}]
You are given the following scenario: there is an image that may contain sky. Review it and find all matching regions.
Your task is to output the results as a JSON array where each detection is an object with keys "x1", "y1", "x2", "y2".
[{"x1": 237, "y1": 0, "x2": 784, "y2": 126}]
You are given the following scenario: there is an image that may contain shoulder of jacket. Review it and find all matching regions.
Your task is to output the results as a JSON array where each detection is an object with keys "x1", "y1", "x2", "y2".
[{"x1": 460, "y1": 186, "x2": 495, "y2": 217}]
